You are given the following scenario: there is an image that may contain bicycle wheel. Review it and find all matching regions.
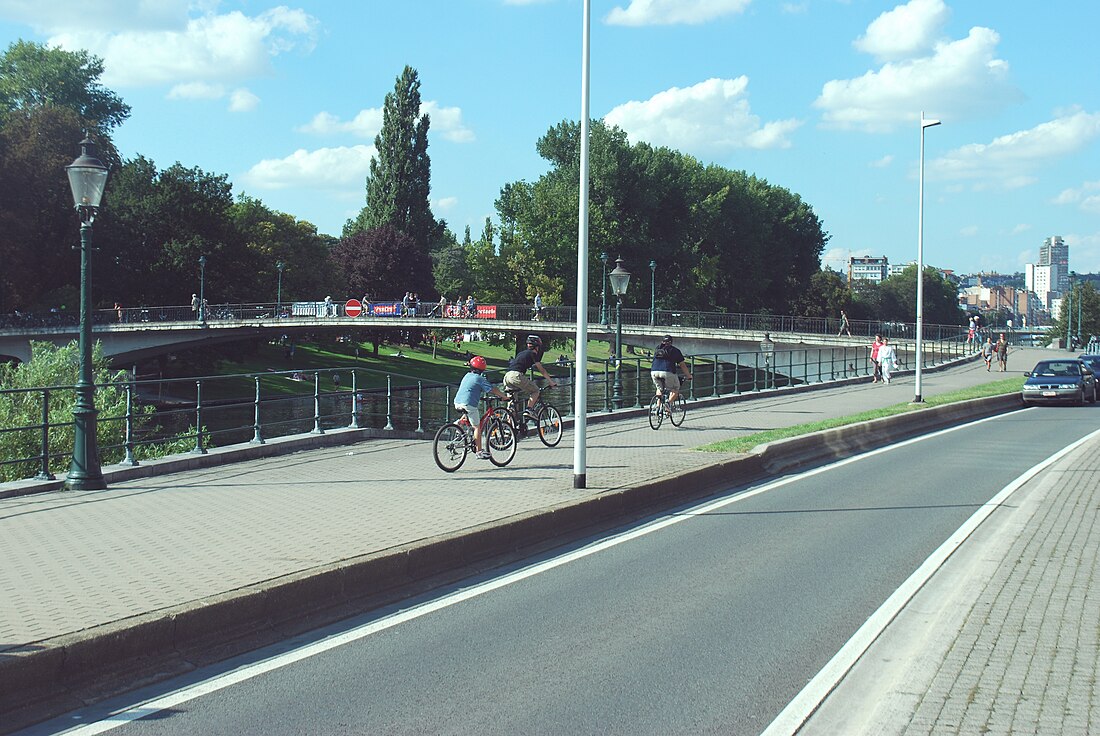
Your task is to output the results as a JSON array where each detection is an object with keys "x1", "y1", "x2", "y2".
[
  {"x1": 484, "y1": 417, "x2": 517, "y2": 467},
  {"x1": 490, "y1": 406, "x2": 520, "y2": 438},
  {"x1": 648, "y1": 395, "x2": 664, "y2": 430},
  {"x1": 669, "y1": 394, "x2": 686, "y2": 426},
  {"x1": 432, "y1": 422, "x2": 468, "y2": 472},
  {"x1": 535, "y1": 403, "x2": 563, "y2": 447}
]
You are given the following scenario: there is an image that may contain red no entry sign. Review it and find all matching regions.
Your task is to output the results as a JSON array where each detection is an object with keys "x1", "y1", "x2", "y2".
[{"x1": 344, "y1": 299, "x2": 362, "y2": 317}]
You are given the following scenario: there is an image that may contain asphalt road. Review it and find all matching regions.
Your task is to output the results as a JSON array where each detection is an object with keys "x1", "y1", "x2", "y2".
[{"x1": 28, "y1": 405, "x2": 1099, "y2": 736}]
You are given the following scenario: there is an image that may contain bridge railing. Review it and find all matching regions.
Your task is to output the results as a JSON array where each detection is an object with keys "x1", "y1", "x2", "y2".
[
  {"x1": 0, "y1": 301, "x2": 970, "y2": 343},
  {"x1": 0, "y1": 336, "x2": 973, "y2": 485}
]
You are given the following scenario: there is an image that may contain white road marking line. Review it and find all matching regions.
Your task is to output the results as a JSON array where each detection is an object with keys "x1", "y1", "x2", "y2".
[
  {"x1": 761, "y1": 421, "x2": 1100, "y2": 736},
  {"x1": 60, "y1": 409, "x2": 1037, "y2": 734}
]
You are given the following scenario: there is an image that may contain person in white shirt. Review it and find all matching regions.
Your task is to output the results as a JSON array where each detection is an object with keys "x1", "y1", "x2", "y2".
[{"x1": 878, "y1": 337, "x2": 898, "y2": 383}]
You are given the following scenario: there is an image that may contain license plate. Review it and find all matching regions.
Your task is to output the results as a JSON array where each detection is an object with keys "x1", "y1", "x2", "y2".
[{"x1": 1042, "y1": 391, "x2": 1057, "y2": 397}]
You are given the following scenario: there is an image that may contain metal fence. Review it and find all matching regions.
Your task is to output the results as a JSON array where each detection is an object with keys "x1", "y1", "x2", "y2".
[{"x1": 1, "y1": 338, "x2": 970, "y2": 484}]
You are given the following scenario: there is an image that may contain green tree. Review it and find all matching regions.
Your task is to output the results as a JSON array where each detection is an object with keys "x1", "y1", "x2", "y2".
[
  {"x1": 345, "y1": 66, "x2": 440, "y2": 248},
  {"x1": 331, "y1": 225, "x2": 431, "y2": 302},
  {"x1": 878, "y1": 266, "x2": 964, "y2": 325},
  {"x1": 0, "y1": 40, "x2": 130, "y2": 134},
  {"x1": 0, "y1": 341, "x2": 190, "y2": 482},
  {"x1": 1047, "y1": 281, "x2": 1100, "y2": 348}
]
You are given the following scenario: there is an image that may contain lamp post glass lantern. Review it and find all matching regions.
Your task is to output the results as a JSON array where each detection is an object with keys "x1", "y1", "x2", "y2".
[
  {"x1": 198, "y1": 255, "x2": 207, "y2": 324},
  {"x1": 609, "y1": 257, "x2": 631, "y2": 408},
  {"x1": 64, "y1": 138, "x2": 109, "y2": 491}
]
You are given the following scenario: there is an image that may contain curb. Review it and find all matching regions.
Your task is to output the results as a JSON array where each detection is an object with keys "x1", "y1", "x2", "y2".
[{"x1": 0, "y1": 389, "x2": 1018, "y2": 731}]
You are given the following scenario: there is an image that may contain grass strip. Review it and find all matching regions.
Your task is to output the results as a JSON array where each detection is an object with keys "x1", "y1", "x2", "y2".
[{"x1": 698, "y1": 377, "x2": 1024, "y2": 454}]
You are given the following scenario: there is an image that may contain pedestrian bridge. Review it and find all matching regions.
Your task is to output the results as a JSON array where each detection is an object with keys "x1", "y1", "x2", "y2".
[{"x1": 0, "y1": 301, "x2": 972, "y2": 364}]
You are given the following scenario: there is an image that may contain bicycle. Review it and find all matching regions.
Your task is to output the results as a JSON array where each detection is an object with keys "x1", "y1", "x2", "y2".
[
  {"x1": 648, "y1": 380, "x2": 688, "y2": 430},
  {"x1": 492, "y1": 385, "x2": 563, "y2": 448},
  {"x1": 432, "y1": 402, "x2": 517, "y2": 472}
]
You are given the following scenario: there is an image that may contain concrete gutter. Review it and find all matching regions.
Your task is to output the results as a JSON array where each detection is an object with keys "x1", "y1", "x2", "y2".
[{"x1": 0, "y1": 388, "x2": 1019, "y2": 731}]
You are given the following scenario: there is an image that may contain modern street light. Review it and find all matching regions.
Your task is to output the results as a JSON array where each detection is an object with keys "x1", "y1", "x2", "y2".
[
  {"x1": 198, "y1": 255, "x2": 207, "y2": 325},
  {"x1": 276, "y1": 259, "x2": 285, "y2": 317},
  {"x1": 1077, "y1": 276, "x2": 1083, "y2": 347},
  {"x1": 1066, "y1": 272, "x2": 1075, "y2": 352},
  {"x1": 649, "y1": 259, "x2": 657, "y2": 326},
  {"x1": 599, "y1": 250, "x2": 609, "y2": 326},
  {"x1": 915, "y1": 112, "x2": 940, "y2": 403},
  {"x1": 609, "y1": 256, "x2": 631, "y2": 409},
  {"x1": 63, "y1": 138, "x2": 110, "y2": 491},
  {"x1": 573, "y1": 0, "x2": 592, "y2": 489}
]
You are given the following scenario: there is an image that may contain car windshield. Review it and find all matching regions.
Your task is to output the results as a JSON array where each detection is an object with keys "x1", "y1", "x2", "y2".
[{"x1": 1032, "y1": 362, "x2": 1080, "y2": 377}]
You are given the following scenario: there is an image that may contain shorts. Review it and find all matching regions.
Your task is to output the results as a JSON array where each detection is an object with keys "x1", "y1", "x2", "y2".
[
  {"x1": 503, "y1": 370, "x2": 538, "y2": 395},
  {"x1": 651, "y1": 370, "x2": 680, "y2": 393},
  {"x1": 454, "y1": 403, "x2": 481, "y2": 427}
]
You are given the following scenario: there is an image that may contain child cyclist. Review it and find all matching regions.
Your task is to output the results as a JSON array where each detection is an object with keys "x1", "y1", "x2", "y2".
[{"x1": 454, "y1": 356, "x2": 508, "y2": 459}]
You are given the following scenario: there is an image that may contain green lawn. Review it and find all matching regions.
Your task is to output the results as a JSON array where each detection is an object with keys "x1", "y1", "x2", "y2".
[{"x1": 697, "y1": 377, "x2": 1024, "y2": 454}]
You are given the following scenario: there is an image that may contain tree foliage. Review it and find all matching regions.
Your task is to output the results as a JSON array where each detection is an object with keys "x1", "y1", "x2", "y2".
[
  {"x1": 0, "y1": 341, "x2": 190, "y2": 482},
  {"x1": 1047, "y1": 281, "x2": 1100, "y2": 347},
  {"x1": 331, "y1": 224, "x2": 432, "y2": 301}
]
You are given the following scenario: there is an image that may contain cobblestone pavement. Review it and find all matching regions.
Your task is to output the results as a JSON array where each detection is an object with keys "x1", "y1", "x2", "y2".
[{"x1": 799, "y1": 412, "x2": 1100, "y2": 735}]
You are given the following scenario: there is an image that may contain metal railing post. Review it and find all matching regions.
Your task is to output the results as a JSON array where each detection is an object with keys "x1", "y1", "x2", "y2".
[
  {"x1": 349, "y1": 371, "x2": 361, "y2": 429},
  {"x1": 34, "y1": 389, "x2": 55, "y2": 480},
  {"x1": 192, "y1": 379, "x2": 207, "y2": 454},
  {"x1": 633, "y1": 359, "x2": 643, "y2": 408},
  {"x1": 251, "y1": 376, "x2": 264, "y2": 444},
  {"x1": 122, "y1": 380, "x2": 139, "y2": 465},
  {"x1": 711, "y1": 354, "x2": 719, "y2": 397},
  {"x1": 384, "y1": 375, "x2": 395, "y2": 431},
  {"x1": 603, "y1": 360, "x2": 611, "y2": 412},
  {"x1": 445, "y1": 385, "x2": 451, "y2": 424},
  {"x1": 312, "y1": 372, "x2": 324, "y2": 434},
  {"x1": 689, "y1": 357, "x2": 697, "y2": 399},
  {"x1": 416, "y1": 381, "x2": 424, "y2": 433}
]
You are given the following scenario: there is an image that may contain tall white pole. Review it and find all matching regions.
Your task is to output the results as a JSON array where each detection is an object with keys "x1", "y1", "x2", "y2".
[
  {"x1": 573, "y1": 0, "x2": 591, "y2": 488},
  {"x1": 915, "y1": 112, "x2": 940, "y2": 403}
]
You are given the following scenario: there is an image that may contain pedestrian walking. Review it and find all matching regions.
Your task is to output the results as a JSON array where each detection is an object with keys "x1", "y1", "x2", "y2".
[
  {"x1": 981, "y1": 336, "x2": 994, "y2": 371},
  {"x1": 532, "y1": 293, "x2": 543, "y2": 321},
  {"x1": 837, "y1": 309, "x2": 852, "y2": 337},
  {"x1": 878, "y1": 337, "x2": 897, "y2": 383},
  {"x1": 869, "y1": 334, "x2": 883, "y2": 383},
  {"x1": 191, "y1": 294, "x2": 199, "y2": 314},
  {"x1": 996, "y1": 333, "x2": 1008, "y2": 372}
]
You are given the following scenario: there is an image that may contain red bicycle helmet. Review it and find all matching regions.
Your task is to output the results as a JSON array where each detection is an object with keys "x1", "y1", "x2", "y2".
[{"x1": 469, "y1": 355, "x2": 487, "y2": 371}]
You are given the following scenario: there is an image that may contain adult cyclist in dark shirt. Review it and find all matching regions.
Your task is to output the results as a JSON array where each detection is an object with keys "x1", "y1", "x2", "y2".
[
  {"x1": 503, "y1": 335, "x2": 557, "y2": 417},
  {"x1": 650, "y1": 335, "x2": 692, "y2": 408}
]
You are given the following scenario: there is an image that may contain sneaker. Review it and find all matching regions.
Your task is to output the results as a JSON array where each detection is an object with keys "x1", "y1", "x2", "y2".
[
  {"x1": 476, "y1": 451, "x2": 492, "y2": 460},
  {"x1": 523, "y1": 409, "x2": 539, "y2": 420}
]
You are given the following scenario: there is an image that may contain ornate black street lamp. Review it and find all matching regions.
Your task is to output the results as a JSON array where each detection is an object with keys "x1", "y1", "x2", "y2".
[
  {"x1": 599, "y1": 251, "x2": 609, "y2": 326},
  {"x1": 649, "y1": 259, "x2": 657, "y2": 326},
  {"x1": 276, "y1": 259, "x2": 285, "y2": 317},
  {"x1": 64, "y1": 138, "x2": 109, "y2": 491},
  {"x1": 198, "y1": 255, "x2": 207, "y2": 325},
  {"x1": 609, "y1": 256, "x2": 631, "y2": 409}
]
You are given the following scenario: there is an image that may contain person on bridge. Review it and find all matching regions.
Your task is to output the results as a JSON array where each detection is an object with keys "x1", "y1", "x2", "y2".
[
  {"x1": 455, "y1": 356, "x2": 508, "y2": 459},
  {"x1": 650, "y1": 335, "x2": 692, "y2": 410},
  {"x1": 504, "y1": 335, "x2": 557, "y2": 416},
  {"x1": 532, "y1": 293, "x2": 543, "y2": 321},
  {"x1": 837, "y1": 309, "x2": 852, "y2": 337}
]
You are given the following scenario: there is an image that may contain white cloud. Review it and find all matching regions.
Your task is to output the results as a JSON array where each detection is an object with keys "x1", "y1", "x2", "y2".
[
  {"x1": 435, "y1": 196, "x2": 459, "y2": 211},
  {"x1": 869, "y1": 154, "x2": 894, "y2": 168},
  {"x1": 167, "y1": 81, "x2": 224, "y2": 100},
  {"x1": 781, "y1": 3, "x2": 809, "y2": 14},
  {"x1": 297, "y1": 103, "x2": 473, "y2": 143},
  {"x1": 603, "y1": 77, "x2": 802, "y2": 154},
  {"x1": 929, "y1": 111, "x2": 1100, "y2": 188},
  {"x1": 816, "y1": 26, "x2": 1019, "y2": 132},
  {"x1": 854, "y1": 0, "x2": 949, "y2": 62},
  {"x1": 960, "y1": 225, "x2": 979, "y2": 237},
  {"x1": 605, "y1": 0, "x2": 751, "y2": 26},
  {"x1": 0, "y1": 0, "x2": 189, "y2": 33},
  {"x1": 229, "y1": 88, "x2": 260, "y2": 113},
  {"x1": 1011, "y1": 224, "x2": 1033, "y2": 235},
  {"x1": 1053, "y1": 180, "x2": 1100, "y2": 214},
  {"x1": 241, "y1": 145, "x2": 376, "y2": 190},
  {"x1": 41, "y1": 6, "x2": 318, "y2": 88}
]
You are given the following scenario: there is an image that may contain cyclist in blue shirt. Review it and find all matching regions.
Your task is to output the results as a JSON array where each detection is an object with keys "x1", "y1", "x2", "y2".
[
  {"x1": 454, "y1": 356, "x2": 508, "y2": 459},
  {"x1": 650, "y1": 335, "x2": 692, "y2": 407}
]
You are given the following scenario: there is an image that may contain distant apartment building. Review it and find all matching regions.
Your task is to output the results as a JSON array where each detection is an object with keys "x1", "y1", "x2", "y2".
[
  {"x1": 1026, "y1": 263, "x2": 1056, "y2": 308},
  {"x1": 1039, "y1": 235, "x2": 1069, "y2": 291},
  {"x1": 848, "y1": 255, "x2": 889, "y2": 284}
]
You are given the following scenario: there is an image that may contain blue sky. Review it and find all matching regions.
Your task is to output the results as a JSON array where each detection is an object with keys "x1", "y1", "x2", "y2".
[{"x1": 2, "y1": 0, "x2": 1098, "y2": 276}]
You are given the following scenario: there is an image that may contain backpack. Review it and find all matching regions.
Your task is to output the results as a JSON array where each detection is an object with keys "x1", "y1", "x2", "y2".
[{"x1": 654, "y1": 345, "x2": 670, "y2": 360}]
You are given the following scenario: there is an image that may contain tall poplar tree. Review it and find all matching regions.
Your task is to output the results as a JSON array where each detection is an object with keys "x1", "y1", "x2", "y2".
[{"x1": 345, "y1": 66, "x2": 439, "y2": 251}]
